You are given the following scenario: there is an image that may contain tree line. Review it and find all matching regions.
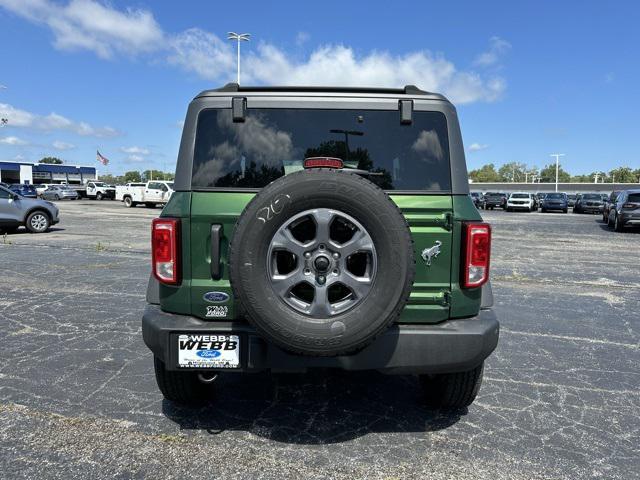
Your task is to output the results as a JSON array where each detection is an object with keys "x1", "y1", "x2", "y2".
[
  {"x1": 469, "y1": 162, "x2": 640, "y2": 184},
  {"x1": 36, "y1": 157, "x2": 174, "y2": 184},
  {"x1": 99, "y1": 170, "x2": 175, "y2": 184}
]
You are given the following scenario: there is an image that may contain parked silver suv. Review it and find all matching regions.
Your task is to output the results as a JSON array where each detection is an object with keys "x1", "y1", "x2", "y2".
[{"x1": 0, "y1": 185, "x2": 59, "y2": 233}]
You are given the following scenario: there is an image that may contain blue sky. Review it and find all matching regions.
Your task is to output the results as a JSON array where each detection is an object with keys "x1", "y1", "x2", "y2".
[{"x1": 0, "y1": 0, "x2": 638, "y2": 176}]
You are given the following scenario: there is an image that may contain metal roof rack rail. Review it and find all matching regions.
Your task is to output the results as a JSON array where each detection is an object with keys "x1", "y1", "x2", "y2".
[{"x1": 210, "y1": 83, "x2": 432, "y2": 96}]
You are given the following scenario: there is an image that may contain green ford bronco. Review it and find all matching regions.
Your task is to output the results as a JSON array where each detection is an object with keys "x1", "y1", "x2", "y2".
[{"x1": 143, "y1": 84, "x2": 499, "y2": 408}]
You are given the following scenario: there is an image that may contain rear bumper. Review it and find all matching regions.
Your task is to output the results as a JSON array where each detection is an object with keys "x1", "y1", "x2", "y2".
[
  {"x1": 142, "y1": 305, "x2": 499, "y2": 374},
  {"x1": 577, "y1": 205, "x2": 603, "y2": 212},
  {"x1": 542, "y1": 204, "x2": 567, "y2": 210}
]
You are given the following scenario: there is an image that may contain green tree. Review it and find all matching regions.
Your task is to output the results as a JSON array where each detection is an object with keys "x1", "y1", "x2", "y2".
[
  {"x1": 98, "y1": 174, "x2": 123, "y2": 184},
  {"x1": 143, "y1": 170, "x2": 174, "y2": 181},
  {"x1": 468, "y1": 163, "x2": 501, "y2": 182},
  {"x1": 498, "y1": 162, "x2": 529, "y2": 182},
  {"x1": 539, "y1": 163, "x2": 571, "y2": 183},
  {"x1": 124, "y1": 170, "x2": 142, "y2": 183},
  {"x1": 39, "y1": 156, "x2": 63, "y2": 164},
  {"x1": 608, "y1": 166, "x2": 636, "y2": 183}
]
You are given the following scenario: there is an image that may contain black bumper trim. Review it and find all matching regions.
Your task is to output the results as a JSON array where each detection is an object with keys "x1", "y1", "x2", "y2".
[{"x1": 142, "y1": 305, "x2": 499, "y2": 374}]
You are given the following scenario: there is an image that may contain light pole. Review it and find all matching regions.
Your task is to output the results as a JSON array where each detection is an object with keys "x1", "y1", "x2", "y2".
[
  {"x1": 227, "y1": 32, "x2": 250, "y2": 84},
  {"x1": 550, "y1": 153, "x2": 565, "y2": 192}
]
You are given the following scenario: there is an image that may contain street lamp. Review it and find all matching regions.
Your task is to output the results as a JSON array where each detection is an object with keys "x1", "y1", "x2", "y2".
[
  {"x1": 227, "y1": 32, "x2": 251, "y2": 84},
  {"x1": 550, "y1": 153, "x2": 565, "y2": 192}
]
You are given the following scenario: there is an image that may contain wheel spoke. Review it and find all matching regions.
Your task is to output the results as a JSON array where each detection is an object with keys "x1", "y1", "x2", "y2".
[
  {"x1": 309, "y1": 285, "x2": 331, "y2": 317},
  {"x1": 270, "y1": 228, "x2": 307, "y2": 258},
  {"x1": 336, "y1": 271, "x2": 373, "y2": 299},
  {"x1": 271, "y1": 268, "x2": 304, "y2": 297},
  {"x1": 310, "y1": 209, "x2": 334, "y2": 245},
  {"x1": 334, "y1": 229, "x2": 374, "y2": 257}
]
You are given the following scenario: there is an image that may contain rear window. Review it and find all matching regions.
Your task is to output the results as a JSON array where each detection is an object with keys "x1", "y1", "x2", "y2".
[
  {"x1": 192, "y1": 108, "x2": 451, "y2": 191},
  {"x1": 545, "y1": 193, "x2": 565, "y2": 199},
  {"x1": 511, "y1": 193, "x2": 529, "y2": 199},
  {"x1": 582, "y1": 194, "x2": 601, "y2": 200},
  {"x1": 628, "y1": 193, "x2": 640, "y2": 203}
]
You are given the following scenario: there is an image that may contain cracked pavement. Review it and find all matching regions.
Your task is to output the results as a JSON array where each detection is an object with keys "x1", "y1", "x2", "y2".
[{"x1": 0, "y1": 200, "x2": 638, "y2": 479}]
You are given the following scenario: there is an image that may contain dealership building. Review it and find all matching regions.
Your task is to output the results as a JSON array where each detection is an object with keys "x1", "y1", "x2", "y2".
[{"x1": 0, "y1": 160, "x2": 97, "y2": 185}]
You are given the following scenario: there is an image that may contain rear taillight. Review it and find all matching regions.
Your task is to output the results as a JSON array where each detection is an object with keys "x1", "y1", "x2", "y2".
[
  {"x1": 622, "y1": 203, "x2": 638, "y2": 209},
  {"x1": 462, "y1": 222, "x2": 491, "y2": 288},
  {"x1": 152, "y1": 218, "x2": 180, "y2": 285}
]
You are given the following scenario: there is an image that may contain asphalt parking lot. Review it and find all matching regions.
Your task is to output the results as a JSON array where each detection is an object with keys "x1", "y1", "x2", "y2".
[{"x1": 1, "y1": 200, "x2": 638, "y2": 479}]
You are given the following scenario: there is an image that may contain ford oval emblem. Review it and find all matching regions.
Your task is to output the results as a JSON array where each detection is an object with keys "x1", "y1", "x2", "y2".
[
  {"x1": 203, "y1": 291, "x2": 230, "y2": 303},
  {"x1": 196, "y1": 350, "x2": 221, "y2": 358}
]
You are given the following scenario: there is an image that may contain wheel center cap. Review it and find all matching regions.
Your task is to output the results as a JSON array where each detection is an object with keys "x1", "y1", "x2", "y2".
[{"x1": 313, "y1": 255, "x2": 330, "y2": 272}]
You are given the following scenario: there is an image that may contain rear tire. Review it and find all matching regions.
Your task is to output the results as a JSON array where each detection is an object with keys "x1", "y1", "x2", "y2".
[
  {"x1": 54, "y1": 194, "x2": 60, "y2": 201},
  {"x1": 421, "y1": 363, "x2": 484, "y2": 409},
  {"x1": 614, "y1": 214, "x2": 624, "y2": 232},
  {"x1": 153, "y1": 357, "x2": 213, "y2": 405},
  {"x1": 563, "y1": 209, "x2": 568, "y2": 213},
  {"x1": 123, "y1": 196, "x2": 134, "y2": 208}
]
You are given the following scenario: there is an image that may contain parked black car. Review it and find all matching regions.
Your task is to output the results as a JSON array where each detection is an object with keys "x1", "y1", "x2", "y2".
[
  {"x1": 470, "y1": 191, "x2": 484, "y2": 208},
  {"x1": 541, "y1": 192, "x2": 568, "y2": 213},
  {"x1": 573, "y1": 193, "x2": 604, "y2": 214},
  {"x1": 483, "y1": 192, "x2": 506, "y2": 210},
  {"x1": 9, "y1": 184, "x2": 38, "y2": 199},
  {"x1": 607, "y1": 189, "x2": 640, "y2": 231},
  {"x1": 602, "y1": 191, "x2": 620, "y2": 223}
]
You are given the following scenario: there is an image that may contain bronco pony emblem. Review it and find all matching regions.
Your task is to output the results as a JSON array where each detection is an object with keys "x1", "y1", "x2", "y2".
[{"x1": 421, "y1": 241, "x2": 442, "y2": 266}]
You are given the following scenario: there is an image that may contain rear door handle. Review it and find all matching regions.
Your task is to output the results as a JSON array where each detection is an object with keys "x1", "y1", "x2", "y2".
[{"x1": 211, "y1": 224, "x2": 223, "y2": 280}]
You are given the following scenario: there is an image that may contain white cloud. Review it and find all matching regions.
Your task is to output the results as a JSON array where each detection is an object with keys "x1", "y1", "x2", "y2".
[
  {"x1": 53, "y1": 140, "x2": 75, "y2": 150},
  {"x1": 120, "y1": 146, "x2": 150, "y2": 155},
  {"x1": 468, "y1": 143, "x2": 490, "y2": 152},
  {"x1": 167, "y1": 28, "x2": 235, "y2": 81},
  {"x1": 127, "y1": 154, "x2": 144, "y2": 162},
  {"x1": 0, "y1": 0, "x2": 509, "y2": 105},
  {"x1": 0, "y1": 103, "x2": 119, "y2": 137},
  {"x1": 239, "y1": 44, "x2": 506, "y2": 104},
  {"x1": 0, "y1": 0, "x2": 163, "y2": 59},
  {"x1": 473, "y1": 36, "x2": 511, "y2": 68},
  {"x1": 0, "y1": 135, "x2": 28, "y2": 145}
]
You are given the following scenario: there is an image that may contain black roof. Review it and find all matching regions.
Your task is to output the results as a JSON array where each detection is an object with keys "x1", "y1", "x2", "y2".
[{"x1": 196, "y1": 83, "x2": 446, "y2": 99}]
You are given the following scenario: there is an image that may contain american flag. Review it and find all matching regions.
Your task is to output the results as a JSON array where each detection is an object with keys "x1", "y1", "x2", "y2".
[{"x1": 96, "y1": 150, "x2": 109, "y2": 166}]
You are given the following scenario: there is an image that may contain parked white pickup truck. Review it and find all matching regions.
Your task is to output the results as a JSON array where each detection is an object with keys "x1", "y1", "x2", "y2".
[
  {"x1": 64, "y1": 180, "x2": 116, "y2": 200},
  {"x1": 115, "y1": 181, "x2": 174, "y2": 208}
]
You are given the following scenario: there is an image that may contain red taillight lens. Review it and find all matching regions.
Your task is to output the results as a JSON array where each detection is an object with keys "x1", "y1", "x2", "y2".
[
  {"x1": 462, "y1": 222, "x2": 491, "y2": 288},
  {"x1": 152, "y1": 218, "x2": 180, "y2": 285},
  {"x1": 303, "y1": 157, "x2": 344, "y2": 169}
]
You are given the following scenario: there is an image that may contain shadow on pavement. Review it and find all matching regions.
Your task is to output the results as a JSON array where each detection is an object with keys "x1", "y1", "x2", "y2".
[{"x1": 162, "y1": 370, "x2": 465, "y2": 444}]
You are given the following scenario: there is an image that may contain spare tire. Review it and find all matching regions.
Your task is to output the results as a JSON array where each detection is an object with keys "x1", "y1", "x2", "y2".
[{"x1": 229, "y1": 169, "x2": 415, "y2": 357}]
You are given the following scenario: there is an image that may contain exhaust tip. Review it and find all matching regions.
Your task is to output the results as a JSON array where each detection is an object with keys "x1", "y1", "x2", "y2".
[{"x1": 197, "y1": 373, "x2": 218, "y2": 384}]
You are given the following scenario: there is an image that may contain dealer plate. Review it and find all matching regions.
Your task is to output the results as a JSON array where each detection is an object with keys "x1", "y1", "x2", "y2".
[{"x1": 177, "y1": 334, "x2": 240, "y2": 369}]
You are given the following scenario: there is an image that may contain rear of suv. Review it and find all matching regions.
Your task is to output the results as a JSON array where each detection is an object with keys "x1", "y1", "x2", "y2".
[
  {"x1": 143, "y1": 84, "x2": 499, "y2": 409},
  {"x1": 608, "y1": 189, "x2": 640, "y2": 231}
]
